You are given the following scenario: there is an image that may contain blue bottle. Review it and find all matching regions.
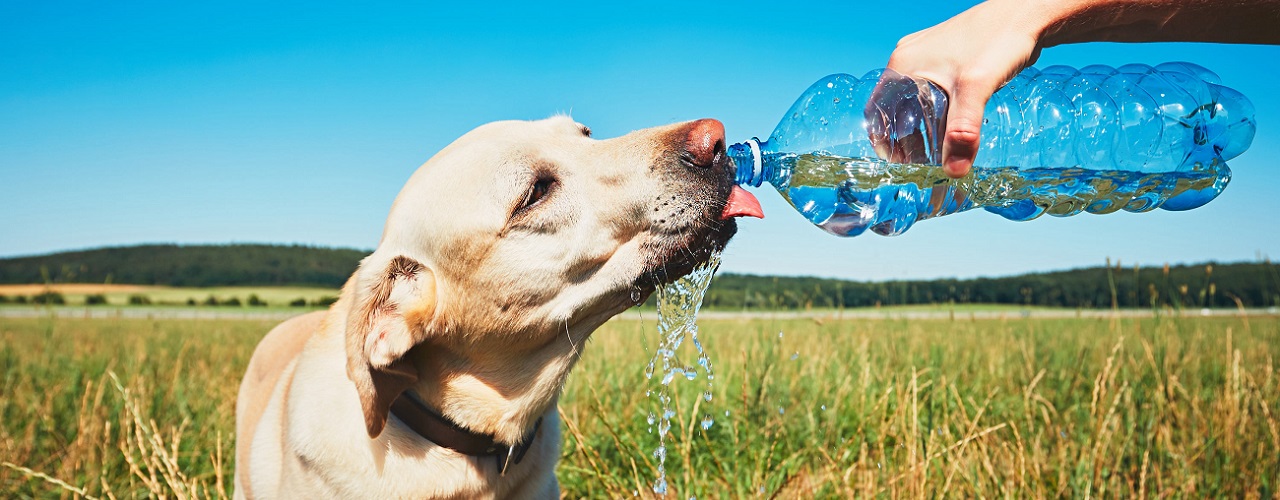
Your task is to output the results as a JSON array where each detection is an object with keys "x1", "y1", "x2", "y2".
[{"x1": 728, "y1": 62, "x2": 1256, "y2": 237}]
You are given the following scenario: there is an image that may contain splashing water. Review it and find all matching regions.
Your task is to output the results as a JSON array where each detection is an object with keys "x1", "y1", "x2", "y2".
[{"x1": 645, "y1": 252, "x2": 721, "y2": 496}]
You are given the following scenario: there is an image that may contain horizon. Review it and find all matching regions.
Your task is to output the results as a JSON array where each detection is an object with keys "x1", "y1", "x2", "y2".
[
  {"x1": 4, "y1": 1, "x2": 1278, "y2": 281},
  {"x1": 1, "y1": 241, "x2": 1269, "y2": 284}
]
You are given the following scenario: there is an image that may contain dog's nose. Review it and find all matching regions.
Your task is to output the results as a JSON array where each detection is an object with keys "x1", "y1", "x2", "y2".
[{"x1": 682, "y1": 119, "x2": 725, "y2": 169}]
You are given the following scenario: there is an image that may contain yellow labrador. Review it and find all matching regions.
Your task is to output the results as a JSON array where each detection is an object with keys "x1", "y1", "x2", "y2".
[{"x1": 233, "y1": 116, "x2": 763, "y2": 499}]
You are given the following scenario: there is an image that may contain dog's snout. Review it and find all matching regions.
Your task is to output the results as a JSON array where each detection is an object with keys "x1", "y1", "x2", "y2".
[{"x1": 682, "y1": 119, "x2": 725, "y2": 169}]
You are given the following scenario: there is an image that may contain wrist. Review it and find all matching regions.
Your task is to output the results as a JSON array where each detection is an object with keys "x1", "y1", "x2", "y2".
[
  {"x1": 976, "y1": 0, "x2": 1073, "y2": 49},
  {"x1": 1027, "y1": 0, "x2": 1092, "y2": 48}
]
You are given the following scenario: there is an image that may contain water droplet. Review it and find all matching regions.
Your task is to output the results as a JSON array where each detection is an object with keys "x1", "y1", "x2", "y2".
[
  {"x1": 652, "y1": 477, "x2": 668, "y2": 495},
  {"x1": 724, "y1": 410, "x2": 730, "y2": 417},
  {"x1": 826, "y1": 82, "x2": 834, "y2": 88},
  {"x1": 790, "y1": 351, "x2": 799, "y2": 361},
  {"x1": 644, "y1": 362, "x2": 655, "y2": 379},
  {"x1": 703, "y1": 391, "x2": 713, "y2": 402},
  {"x1": 631, "y1": 289, "x2": 641, "y2": 303},
  {"x1": 821, "y1": 404, "x2": 827, "y2": 411},
  {"x1": 777, "y1": 331, "x2": 784, "y2": 339},
  {"x1": 647, "y1": 412, "x2": 655, "y2": 425},
  {"x1": 778, "y1": 407, "x2": 786, "y2": 415},
  {"x1": 700, "y1": 415, "x2": 714, "y2": 430},
  {"x1": 653, "y1": 445, "x2": 667, "y2": 461}
]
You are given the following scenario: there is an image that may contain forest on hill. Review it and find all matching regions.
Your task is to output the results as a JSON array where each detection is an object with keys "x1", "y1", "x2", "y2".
[
  {"x1": 707, "y1": 261, "x2": 1280, "y2": 310},
  {"x1": 2, "y1": 244, "x2": 1277, "y2": 309},
  {"x1": 0, "y1": 244, "x2": 366, "y2": 288}
]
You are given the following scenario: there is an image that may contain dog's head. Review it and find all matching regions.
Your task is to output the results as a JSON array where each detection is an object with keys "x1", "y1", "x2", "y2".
[{"x1": 341, "y1": 116, "x2": 761, "y2": 437}]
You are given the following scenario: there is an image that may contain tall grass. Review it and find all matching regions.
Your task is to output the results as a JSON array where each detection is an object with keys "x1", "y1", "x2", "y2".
[
  {"x1": 3, "y1": 313, "x2": 1278, "y2": 498},
  {"x1": 1, "y1": 318, "x2": 263, "y2": 498},
  {"x1": 562, "y1": 314, "x2": 1280, "y2": 498}
]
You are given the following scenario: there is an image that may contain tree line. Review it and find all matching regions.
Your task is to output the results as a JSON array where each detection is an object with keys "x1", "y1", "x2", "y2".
[
  {"x1": 2, "y1": 245, "x2": 1277, "y2": 309},
  {"x1": 700, "y1": 260, "x2": 1280, "y2": 310}
]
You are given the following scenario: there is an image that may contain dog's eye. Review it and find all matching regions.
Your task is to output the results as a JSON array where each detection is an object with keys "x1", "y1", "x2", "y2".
[
  {"x1": 579, "y1": 125, "x2": 592, "y2": 138},
  {"x1": 517, "y1": 177, "x2": 554, "y2": 214}
]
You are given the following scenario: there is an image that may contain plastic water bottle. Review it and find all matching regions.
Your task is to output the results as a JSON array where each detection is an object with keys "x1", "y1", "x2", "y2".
[{"x1": 728, "y1": 62, "x2": 1255, "y2": 237}]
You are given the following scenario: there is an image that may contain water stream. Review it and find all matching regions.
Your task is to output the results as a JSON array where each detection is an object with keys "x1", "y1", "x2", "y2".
[{"x1": 644, "y1": 252, "x2": 721, "y2": 496}]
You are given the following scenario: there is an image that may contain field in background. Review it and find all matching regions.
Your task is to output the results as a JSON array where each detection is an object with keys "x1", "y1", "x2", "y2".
[
  {"x1": 0, "y1": 284, "x2": 1052, "y2": 312},
  {"x1": 3, "y1": 314, "x2": 1279, "y2": 497},
  {"x1": 0, "y1": 284, "x2": 339, "y2": 308}
]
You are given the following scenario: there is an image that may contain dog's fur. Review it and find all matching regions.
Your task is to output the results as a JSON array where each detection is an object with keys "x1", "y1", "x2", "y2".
[{"x1": 234, "y1": 116, "x2": 739, "y2": 498}]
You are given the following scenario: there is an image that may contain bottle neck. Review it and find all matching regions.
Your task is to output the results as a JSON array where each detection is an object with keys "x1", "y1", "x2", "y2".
[{"x1": 728, "y1": 138, "x2": 766, "y2": 187}]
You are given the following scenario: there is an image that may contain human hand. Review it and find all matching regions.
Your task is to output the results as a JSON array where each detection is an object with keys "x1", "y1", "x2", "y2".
[{"x1": 883, "y1": 0, "x2": 1050, "y2": 178}]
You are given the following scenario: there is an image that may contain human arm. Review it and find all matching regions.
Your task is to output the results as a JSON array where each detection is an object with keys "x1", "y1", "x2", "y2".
[{"x1": 886, "y1": 0, "x2": 1280, "y2": 178}]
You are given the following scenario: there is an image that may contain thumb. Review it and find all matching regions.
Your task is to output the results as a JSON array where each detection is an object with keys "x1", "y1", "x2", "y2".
[{"x1": 940, "y1": 83, "x2": 991, "y2": 178}]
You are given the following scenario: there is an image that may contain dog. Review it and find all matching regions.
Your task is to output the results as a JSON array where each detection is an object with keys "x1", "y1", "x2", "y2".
[{"x1": 233, "y1": 116, "x2": 763, "y2": 498}]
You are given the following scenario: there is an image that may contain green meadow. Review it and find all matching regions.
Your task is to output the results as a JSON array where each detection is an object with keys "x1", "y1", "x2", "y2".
[{"x1": 3, "y1": 312, "x2": 1278, "y2": 498}]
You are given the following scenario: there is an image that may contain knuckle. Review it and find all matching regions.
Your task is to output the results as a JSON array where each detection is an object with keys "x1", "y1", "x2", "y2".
[
  {"x1": 946, "y1": 116, "x2": 984, "y2": 139},
  {"x1": 946, "y1": 128, "x2": 981, "y2": 144}
]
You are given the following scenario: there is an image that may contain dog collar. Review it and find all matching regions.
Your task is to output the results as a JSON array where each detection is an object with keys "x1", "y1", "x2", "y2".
[{"x1": 389, "y1": 390, "x2": 542, "y2": 476}]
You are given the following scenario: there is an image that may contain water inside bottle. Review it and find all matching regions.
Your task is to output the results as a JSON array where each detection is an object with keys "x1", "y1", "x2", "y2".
[
  {"x1": 644, "y1": 252, "x2": 720, "y2": 496},
  {"x1": 774, "y1": 153, "x2": 1229, "y2": 237}
]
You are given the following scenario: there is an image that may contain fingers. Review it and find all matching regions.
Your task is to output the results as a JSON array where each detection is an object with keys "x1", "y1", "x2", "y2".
[
  {"x1": 940, "y1": 80, "x2": 994, "y2": 178},
  {"x1": 865, "y1": 69, "x2": 939, "y2": 165},
  {"x1": 942, "y1": 121, "x2": 980, "y2": 178}
]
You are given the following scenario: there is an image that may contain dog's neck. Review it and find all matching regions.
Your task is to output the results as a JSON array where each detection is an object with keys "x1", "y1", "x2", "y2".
[{"x1": 403, "y1": 322, "x2": 596, "y2": 446}]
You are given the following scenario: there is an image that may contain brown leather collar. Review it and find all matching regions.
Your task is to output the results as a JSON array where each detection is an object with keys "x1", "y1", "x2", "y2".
[{"x1": 389, "y1": 390, "x2": 542, "y2": 475}]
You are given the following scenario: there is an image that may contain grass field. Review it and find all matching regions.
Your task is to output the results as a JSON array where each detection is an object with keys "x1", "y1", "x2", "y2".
[{"x1": 2, "y1": 312, "x2": 1278, "y2": 498}]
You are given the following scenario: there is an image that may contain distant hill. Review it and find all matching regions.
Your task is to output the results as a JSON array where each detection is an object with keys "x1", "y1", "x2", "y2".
[
  {"x1": 0, "y1": 244, "x2": 368, "y2": 288},
  {"x1": 1, "y1": 244, "x2": 1278, "y2": 309}
]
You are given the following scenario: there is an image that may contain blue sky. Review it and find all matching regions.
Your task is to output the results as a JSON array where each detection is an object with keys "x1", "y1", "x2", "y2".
[{"x1": 3, "y1": 1, "x2": 1278, "y2": 281}]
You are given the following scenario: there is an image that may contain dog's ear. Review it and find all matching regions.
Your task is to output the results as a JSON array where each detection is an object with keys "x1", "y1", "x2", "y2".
[{"x1": 344, "y1": 254, "x2": 438, "y2": 438}]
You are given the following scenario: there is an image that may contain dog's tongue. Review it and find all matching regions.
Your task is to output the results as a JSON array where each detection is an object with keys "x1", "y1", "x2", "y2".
[{"x1": 720, "y1": 186, "x2": 764, "y2": 220}]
